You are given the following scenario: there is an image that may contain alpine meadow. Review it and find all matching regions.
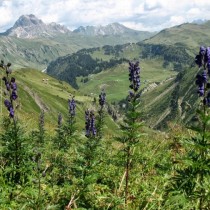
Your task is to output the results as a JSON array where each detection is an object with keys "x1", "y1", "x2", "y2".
[{"x1": 1, "y1": 10, "x2": 210, "y2": 210}]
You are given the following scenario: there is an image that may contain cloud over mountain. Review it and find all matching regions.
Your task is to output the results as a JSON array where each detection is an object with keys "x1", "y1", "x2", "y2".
[{"x1": 1, "y1": 0, "x2": 210, "y2": 32}]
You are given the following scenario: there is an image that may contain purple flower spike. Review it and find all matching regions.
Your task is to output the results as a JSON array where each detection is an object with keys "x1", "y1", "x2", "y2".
[
  {"x1": 11, "y1": 82, "x2": 17, "y2": 90},
  {"x1": 198, "y1": 86, "x2": 204, "y2": 96},
  {"x1": 195, "y1": 71, "x2": 208, "y2": 97},
  {"x1": 128, "y1": 61, "x2": 141, "y2": 93},
  {"x1": 4, "y1": 99, "x2": 11, "y2": 109},
  {"x1": 195, "y1": 55, "x2": 202, "y2": 67},
  {"x1": 68, "y1": 97, "x2": 76, "y2": 117},
  {"x1": 6, "y1": 83, "x2": 10, "y2": 91},
  {"x1": 2, "y1": 77, "x2": 10, "y2": 91},
  {"x1": 200, "y1": 46, "x2": 206, "y2": 57},
  {"x1": 99, "y1": 91, "x2": 106, "y2": 107},
  {"x1": 195, "y1": 46, "x2": 208, "y2": 69},
  {"x1": 85, "y1": 110, "x2": 96, "y2": 137},
  {"x1": 9, "y1": 107, "x2": 14, "y2": 118},
  {"x1": 202, "y1": 71, "x2": 207, "y2": 83},
  {"x1": 4, "y1": 99, "x2": 14, "y2": 118},
  {"x1": 11, "y1": 90, "x2": 18, "y2": 100}
]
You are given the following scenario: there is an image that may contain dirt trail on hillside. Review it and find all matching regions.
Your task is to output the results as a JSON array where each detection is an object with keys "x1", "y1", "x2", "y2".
[
  {"x1": 147, "y1": 82, "x2": 178, "y2": 107},
  {"x1": 153, "y1": 107, "x2": 171, "y2": 128},
  {"x1": 23, "y1": 85, "x2": 50, "y2": 112}
]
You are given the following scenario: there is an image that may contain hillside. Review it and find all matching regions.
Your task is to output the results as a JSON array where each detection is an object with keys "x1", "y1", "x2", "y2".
[
  {"x1": 2, "y1": 18, "x2": 209, "y2": 129},
  {"x1": 46, "y1": 21, "x2": 210, "y2": 128},
  {"x1": 144, "y1": 21, "x2": 210, "y2": 50},
  {"x1": 0, "y1": 68, "x2": 118, "y2": 135},
  {"x1": 46, "y1": 41, "x2": 191, "y2": 98},
  {"x1": 0, "y1": 15, "x2": 154, "y2": 69},
  {"x1": 140, "y1": 66, "x2": 199, "y2": 129},
  {"x1": 72, "y1": 22, "x2": 154, "y2": 38}
]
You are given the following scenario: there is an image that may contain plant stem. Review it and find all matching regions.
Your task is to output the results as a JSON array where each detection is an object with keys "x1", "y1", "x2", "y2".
[
  {"x1": 37, "y1": 159, "x2": 41, "y2": 210},
  {"x1": 125, "y1": 146, "x2": 131, "y2": 205},
  {"x1": 199, "y1": 82, "x2": 207, "y2": 209}
]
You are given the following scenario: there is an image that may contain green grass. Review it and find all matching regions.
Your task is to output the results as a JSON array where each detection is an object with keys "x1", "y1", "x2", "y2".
[
  {"x1": 145, "y1": 22, "x2": 210, "y2": 50},
  {"x1": 77, "y1": 60, "x2": 177, "y2": 102},
  {"x1": 0, "y1": 68, "x2": 119, "y2": 135}
]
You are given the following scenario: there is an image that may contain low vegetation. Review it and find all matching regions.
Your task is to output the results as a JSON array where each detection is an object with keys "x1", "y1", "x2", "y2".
[{"x1": 1, "y1": 45, "x2": 210, "y2": 210}]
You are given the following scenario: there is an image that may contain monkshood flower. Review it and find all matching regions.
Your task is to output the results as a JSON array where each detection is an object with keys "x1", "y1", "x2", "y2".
[
  {"x1": 128, "y1": 61, "x2": 140, "y2": 92},
  {"x1": 99, "y1": 90, "x2": 106, "y2": 107},
  {"x1": 10, "y1": 77, "x2": 17, "y2": 90},
  {"x1": 1, "y1": 61, "x2": 17, "y2": 118},
  {"x1": 2, "y1": 77, "x2": 10, "y2": 91},
  {"x1": 4, "y1": 99, "x2": 14, "y2": 118},
  {"x1": 11, "y1": 90, "x2": 18, "y2": 100},
  {"x1": 4, "y1": 99, "x2": 11, "y2": 110},
  {"x1": 200, "y1": 46, "x2": 206, "y2": 57},
  {"x1": 195, "y1": 46, "x2": 206, "y2": 68},
  {"x1": 85, "y1": 110, "x2": 96, "y2": 137},
  {"x1": 9, "y1": 107, "x2": 14, "y2": 118},
  {"x1": 68, "y1": 97, "x2": 76, "y2": 117},
  {"x1": 195, "y1": 71, "x2": 207, "y2": 97},
  {"x1": 205, "y1": 47, "x2": 210, "y2": 75},
  {"x1": 204, "y1": 91, "x2": 210, "y2": 107}
]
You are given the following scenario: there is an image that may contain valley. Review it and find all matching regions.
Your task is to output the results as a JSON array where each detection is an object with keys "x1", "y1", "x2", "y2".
[
  {"x1": 1, "y1": 11, "x2": 210, "y2": 210},
  {"x1": 1, "y1": 14, "x2": 207, "y2": 129}
]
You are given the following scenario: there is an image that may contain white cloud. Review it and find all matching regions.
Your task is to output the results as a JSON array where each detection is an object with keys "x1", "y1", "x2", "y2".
[
  {"x1": 0, "y1": 0, "x2": 210, "y2": 32},
  {"x1": 169, "y1": 16, "x2": 186, "y2": 26},
  {"x1": 0, "y1": 1, "x2": 13, "y2": 30}
]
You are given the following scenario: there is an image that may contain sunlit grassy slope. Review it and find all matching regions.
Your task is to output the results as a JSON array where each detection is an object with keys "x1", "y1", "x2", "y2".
[
  {"x1": 71, "y1": 40, "x2": 199, "y2": 128},
  {"x1": 144, "y1": 21, "x2": 210, "y2": 50},
  {"x1": 140, "y1": 66, "x2": 200, "y2": 129},
  {"x1": 77, "y1": 60, "x2": 177, "y2": 102},
  {"x1": 0, "y1": 69, "x2": 119, "y2": 135}
]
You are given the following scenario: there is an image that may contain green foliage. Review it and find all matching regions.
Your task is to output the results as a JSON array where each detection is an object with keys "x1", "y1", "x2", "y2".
[
  {"x1": 47, "y1": 50, "x2": 127, "y2": 89},
  {"x1": 139, "y1": 43, "x2": 192, "y2": 67},
  {"x1": 164, "y1": 109, "x2": 210, "y2": 209},
  {"x1": 1, "y1": 118, "x2": 32, "y2": 186},
  {"x1": 0, "y1": 35, "x2": 207, "y2": 210}
]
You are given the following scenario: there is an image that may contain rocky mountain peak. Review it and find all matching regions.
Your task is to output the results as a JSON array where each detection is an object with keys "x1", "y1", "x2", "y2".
[
  {"x1": 73, "y1": 22, "x2": 141, "y2": 36},
  {"x1": 4, "y1": 14, "x2": 70, "y2": 38},
  {"x1": 13, "y1": 14, "x2": 44, "y2": 28}
]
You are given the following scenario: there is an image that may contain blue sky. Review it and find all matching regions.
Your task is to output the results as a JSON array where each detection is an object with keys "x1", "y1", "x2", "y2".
[{"x1": 1, "y1": 0, "x2": 210, "y2": 32}]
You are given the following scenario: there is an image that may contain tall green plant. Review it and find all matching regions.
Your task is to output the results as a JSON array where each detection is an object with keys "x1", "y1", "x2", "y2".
[
  {"x1": 117, "y1": 61, "x2": 143, "y2": 206},
  {"x1": 0, "y1": 60, "x2": 32, "y2": 205},
  {"x1": 164, "y1": 47, "x2": 210, "y2": 209},
  {"x1": 30, "y1": 110, "x2": 47, "y2": 209}
]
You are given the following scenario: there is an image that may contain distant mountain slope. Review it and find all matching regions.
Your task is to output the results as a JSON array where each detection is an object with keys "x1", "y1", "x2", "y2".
[
  {"x1": 3, "y1": 14, "x2": 71, "y2": 38},
  {"x1": 47, "y1": 20, "x2": 210, "y2": 91},
  {"x1": 0, "y1": 14, "x2": 154, "y2": 69},
  {"x1": 144, "y1": 21, "x2": 210, "y2": 50},
  {"x1": 140, "y1": 66, "x2": 199, "y2": 129},
  {"x1": 73, "y1": 22, "x2": 154, "y2": 38},
  {"x1": 46, "y1": 42, "x2": 192, "y2": 89},
  {"x1": 46, "y1": 19, "x2": 210, "y2": 128}
]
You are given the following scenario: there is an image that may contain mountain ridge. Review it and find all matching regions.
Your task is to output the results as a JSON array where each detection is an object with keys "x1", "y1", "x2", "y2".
[
  {"x1": 1, "y1": 14, "x2": 153, "y2": 39},
  {"x1": 72, "y1": 22, "x2": 151, "y2": 36},
  {"x1": 2, "y1": 14, "x2": 71, "y2": 38},
  {"x1": 0, "y1": 14, "x2": 155, "y2": 69}
]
